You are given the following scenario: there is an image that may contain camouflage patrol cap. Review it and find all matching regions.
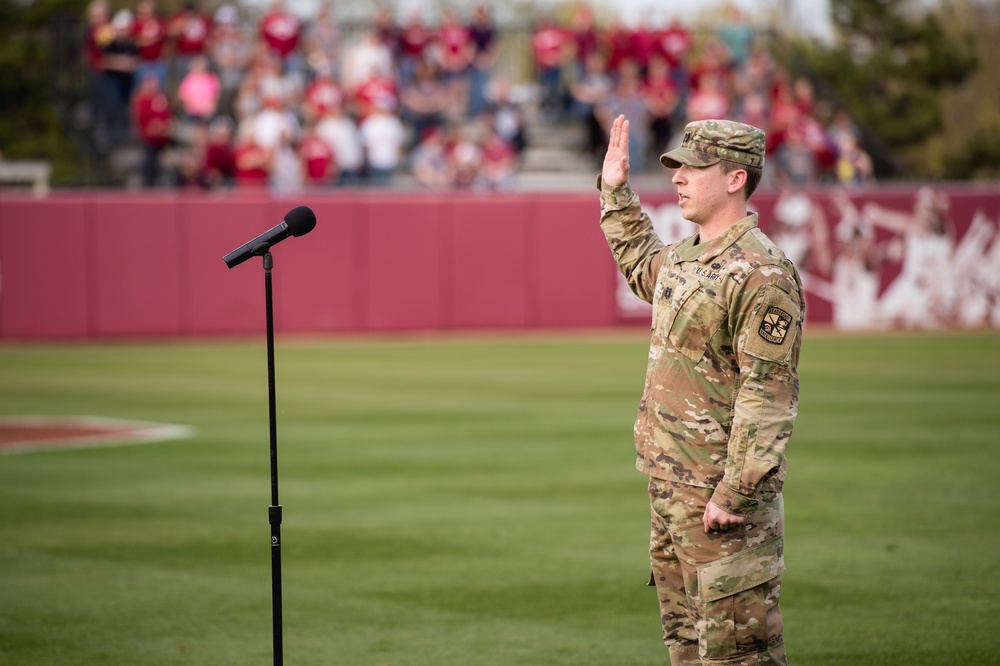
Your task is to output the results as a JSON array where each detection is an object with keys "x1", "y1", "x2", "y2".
[{"x1": 660, "y1": 119, "x2": 766, "y2": 169}]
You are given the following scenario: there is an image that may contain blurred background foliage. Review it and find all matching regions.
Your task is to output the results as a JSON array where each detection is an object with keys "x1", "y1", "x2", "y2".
[
  {"x1": 1, "y1": 0, "x2": 998, "y2": 185},
  {"x1": 0, "y1": 0, "x2": 87, "y2": 183},
  {"x1": 791, "y1": 0, "x2": 998, "y2": 180}
]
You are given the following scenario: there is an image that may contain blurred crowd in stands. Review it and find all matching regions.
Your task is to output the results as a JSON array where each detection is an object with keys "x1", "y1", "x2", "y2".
[
  {"x1": 542, "y1": 3, "x2": 875, "y2": 188},
  {"x1": 86, "y1": 0, "x2": 523, "y2": 190},
  {"x1": 83, "y1": 0, "x2": 874, "y2": 191}
]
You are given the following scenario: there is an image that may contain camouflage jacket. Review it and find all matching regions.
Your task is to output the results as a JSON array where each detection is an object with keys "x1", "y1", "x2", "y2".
[{"x1": 600, "y1": 181, "x2": 804, "y2": 516}]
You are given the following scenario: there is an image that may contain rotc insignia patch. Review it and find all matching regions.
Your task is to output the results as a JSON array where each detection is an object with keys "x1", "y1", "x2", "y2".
[
  {"x1": 758, "y1": 307, "x2": 792, "y2": 344},
  {"x1": 744, "y1": 283, "x2": 800, "y2": 365}
]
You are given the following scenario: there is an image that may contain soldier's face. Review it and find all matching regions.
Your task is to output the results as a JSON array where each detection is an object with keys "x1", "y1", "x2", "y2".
[{"x1": 670, "y1": 163, "x2": 728, "y2": 226}]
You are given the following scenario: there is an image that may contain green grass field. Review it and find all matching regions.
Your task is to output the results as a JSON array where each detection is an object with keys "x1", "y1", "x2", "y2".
[{"x1": 1, "y1": 330, "x2": 999, "y2": 665}]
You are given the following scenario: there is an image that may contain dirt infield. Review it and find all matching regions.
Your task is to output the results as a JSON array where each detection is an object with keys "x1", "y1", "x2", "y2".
[{"x1": 0, "y1": 416, "x2": 193, "y2": 453}]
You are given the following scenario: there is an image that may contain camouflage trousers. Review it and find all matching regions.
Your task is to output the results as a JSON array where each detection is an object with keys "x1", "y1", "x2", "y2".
[{"x1": 648, "y1": 477, "x2": 787, "y2": 666}]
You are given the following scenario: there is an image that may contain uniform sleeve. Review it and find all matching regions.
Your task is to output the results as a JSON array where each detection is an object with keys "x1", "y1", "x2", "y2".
[
  {"x1": 710, "y1": 266, "x2": 803, "y2": 516},
  {"x1": 598, "y1": 177, "x2": 667, "y2": 303}
]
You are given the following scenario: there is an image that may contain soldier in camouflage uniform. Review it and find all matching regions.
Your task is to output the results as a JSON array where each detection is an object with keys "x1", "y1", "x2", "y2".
[{"x1": 599, "y1": 115, "x2": 803, "y2": 665}]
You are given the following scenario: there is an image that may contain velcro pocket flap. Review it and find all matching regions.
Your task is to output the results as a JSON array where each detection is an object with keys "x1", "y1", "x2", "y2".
[
  {"x1": 698, "y1": 535, "x2": 784, "y2": 604},
  {"x1": 666, "y1": 282, "x2": 726, "y2": 362},
  {"x1": 743, "y1": 284, "x2": 800, "y2": 366}
]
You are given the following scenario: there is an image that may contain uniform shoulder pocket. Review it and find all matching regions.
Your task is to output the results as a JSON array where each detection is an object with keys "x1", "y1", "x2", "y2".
[{"x1": 743, "y1": 283, "x2": 801, "y2": 366}]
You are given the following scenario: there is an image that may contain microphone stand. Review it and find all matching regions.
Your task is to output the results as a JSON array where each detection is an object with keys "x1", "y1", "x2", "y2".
[
  {"x1": 256, "y1": 245, "x2": 283, "y2": 666},
  {"x1": 226, "y1": 207, "x2": 314, "y2": 666}
]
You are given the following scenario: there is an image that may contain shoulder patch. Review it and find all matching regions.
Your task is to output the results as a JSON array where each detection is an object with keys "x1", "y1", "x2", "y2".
[
  {"x1": 758, "y1": 306, "x2": 792, "y2": 344},
  {"x1": 743, "y1": 284, "x2": 801, "y2": 365}
]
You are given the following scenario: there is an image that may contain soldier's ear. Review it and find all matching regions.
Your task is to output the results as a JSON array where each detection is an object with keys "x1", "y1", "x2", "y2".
[{"x1": 725, "y1": 167, "x2": 747, "y2": 195}]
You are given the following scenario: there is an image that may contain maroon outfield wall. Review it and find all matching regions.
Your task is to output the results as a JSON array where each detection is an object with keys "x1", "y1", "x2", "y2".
[
  {"x1": 0, "y1": 191, "x2": 617, "y2": 338},
  {"x1": 1, "y1": 187, "x2": 998, "y2": 339}
]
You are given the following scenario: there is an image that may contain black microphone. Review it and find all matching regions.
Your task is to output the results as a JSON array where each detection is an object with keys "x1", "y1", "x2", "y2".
[{"x1": 224, "y1": 206, "x2": 317, "y2": 269}]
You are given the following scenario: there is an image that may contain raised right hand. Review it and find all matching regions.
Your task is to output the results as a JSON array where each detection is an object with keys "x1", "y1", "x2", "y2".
[{"x1": 601, "y1": 114, "x2": 630, "y2": 189}]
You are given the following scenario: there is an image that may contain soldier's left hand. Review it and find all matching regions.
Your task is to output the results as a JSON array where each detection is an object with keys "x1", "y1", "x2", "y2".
[{"x1": 703, "y1": 501, "x2": 746, "y2": 533}]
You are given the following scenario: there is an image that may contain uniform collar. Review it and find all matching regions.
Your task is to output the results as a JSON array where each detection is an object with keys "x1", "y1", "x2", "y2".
[{"x1": 671, "y1": 213, "x2": 759, "y2": 264}]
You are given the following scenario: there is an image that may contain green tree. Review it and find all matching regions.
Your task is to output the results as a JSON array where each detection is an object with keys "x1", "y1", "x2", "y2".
[
  {"x1": 0, "y1": 0, "x2": 91, "y2": 184},
  {"x1": 795, "y1": 0, "x2": 978, "y2": 178},
  {"x1": 936, "y1": 0, "x2": 1000, "y2": 180}
]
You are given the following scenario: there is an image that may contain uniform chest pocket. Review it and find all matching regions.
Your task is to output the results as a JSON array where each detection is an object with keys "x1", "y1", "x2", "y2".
[{"x1": 663, "y1": 281, "x2": 727, "y2": 362}]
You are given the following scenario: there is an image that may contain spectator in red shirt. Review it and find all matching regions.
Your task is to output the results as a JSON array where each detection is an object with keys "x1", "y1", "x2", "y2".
[
  {"x1": 133, "y1": 0, "x2": 167, "y2": 87},
  {"x1": 603, "y1": 16, "x2": 634, "y2": 74},
  {"x1": 767, "y1": 70, "x2": 800, "y2": 155},
  {"x1": 436, "y1": 8, "x2": 475, "y2": 114},
  {"x1": 799, "y1": 112, "x2": 837, "y2": 178},
  {"x1": 568, "y1": 3, "x2": 599, "y2": 77},
  {"x1": 477, "y1": 117, "x2": 516, "y2": 190},
  {"x1": 298, "y1": 120, "x2": 337, "y2": 187},
  {"x1": 792, "y1": 75, "x2": 816, "y2": 115},
  {"x1": 258, "y1": 0, "x2": 302, "y2": 74},
  {"x1": 685, "y1": 70, "x2": 731, "y2": 122},
  {"x1": 85, "y1": 0, "x2": 112, "y2": 75},
  {"x1": 372, "y1": 6, "x2": 397, "y2": 51},
  {"x1": 233, "y1": 120, "x2": 272, "y2": 189},
  {"x1": 630, "y1": 14, "x2": 658, "y2": 74},
  {"x1": 352, "y1": 70, "x2": 398, "y2": 121},
  {"x1": 655, "y1": 17, "x2": 692, "y2": 69},
  {"x1": 655, "y1": 17, "x2": 692, "y2": 89},
  {"x1": 303, "y1": 63, "x2": 343, "y2": 123},
  {"x1": 532, "y1": 15, "x2": 570, "y2": 120},
  {"x1": 131, "y1": 70, "x2": 172, "y2": 186},
  {"x1": 397, "y1": 9, "x2": 434, "y2": 88},
  {"x1": 201, "y1": 115, "x2": 236, "y2": 189},
  {"x1": 168, "y1": 1, "x2": 211, "y2": 80}
]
